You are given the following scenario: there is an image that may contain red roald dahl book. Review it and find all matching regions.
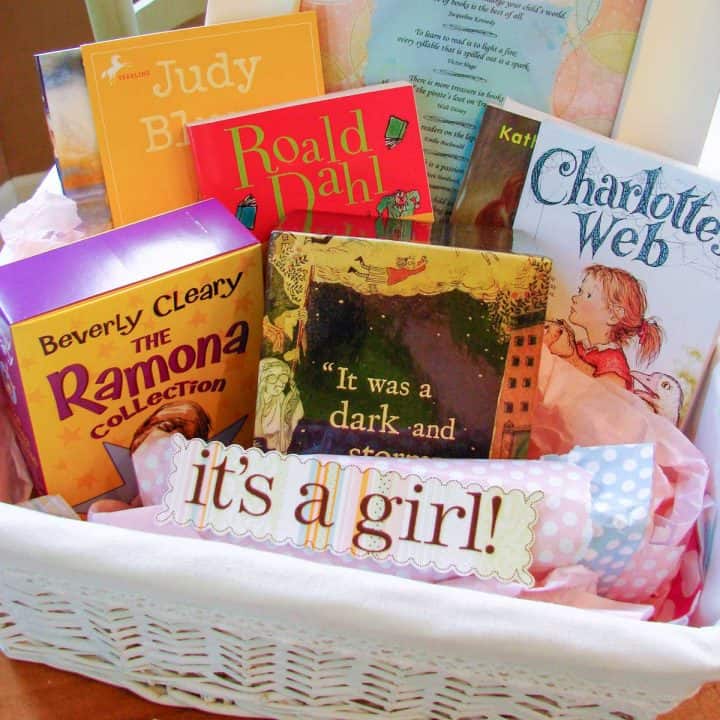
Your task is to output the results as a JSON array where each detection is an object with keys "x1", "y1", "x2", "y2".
[{"x1": 187, "y1": 80, "x2": 434, "y2": 242}]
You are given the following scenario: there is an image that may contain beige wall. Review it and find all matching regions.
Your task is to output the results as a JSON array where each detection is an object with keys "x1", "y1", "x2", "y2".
[{"x1": 0, "y1": 0, "x2": 94, "y2": 179}]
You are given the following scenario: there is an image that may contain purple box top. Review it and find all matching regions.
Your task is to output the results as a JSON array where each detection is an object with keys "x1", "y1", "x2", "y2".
[{"x1": 0, "y1": 199, "x2": 258, "y2": 325}]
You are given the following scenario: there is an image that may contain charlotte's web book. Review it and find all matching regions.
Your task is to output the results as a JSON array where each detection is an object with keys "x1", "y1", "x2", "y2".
[
  {"x1": 187, "y1": 81, "x2": 434, "y2": 242},
  {"x1": 255, "y1": 219, "x2": 552, "y2": 459},
  {"x1": 299, "y1": 0, "x2": 647, "y2": 218},
  {"x1": 81, "y1": 12, "x2": 324, "y2": 227},
  {"x1": 513, "y1": 119, "x2": 720, "y2": 427}
]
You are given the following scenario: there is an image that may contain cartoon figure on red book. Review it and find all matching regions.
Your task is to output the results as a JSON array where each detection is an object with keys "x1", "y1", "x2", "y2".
[
  {"x1": 376, "y1": 189, "x2": 421, "y2": 218},
  {"x1": 544, "y1": 264, "x2": 682, "y2": 424},
  {"x1": 235, "y1": 193, "x2": 257, "y2": 231},
  {"x1": 348, "y1": 254, "x2": 428, "y2": 286}
]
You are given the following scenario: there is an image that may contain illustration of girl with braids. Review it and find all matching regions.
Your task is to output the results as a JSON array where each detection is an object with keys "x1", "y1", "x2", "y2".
[{"x1": 545, "y1": 264, "x2": 664, "y2": 391}]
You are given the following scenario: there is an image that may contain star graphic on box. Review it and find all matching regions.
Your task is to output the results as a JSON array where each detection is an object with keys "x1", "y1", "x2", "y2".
[
  {"x1": 73, "y1": 409, "x2": 248, "y2": 513},
  {"x1": 59, "y1": 424, "x2": 83, "y2": 446}
]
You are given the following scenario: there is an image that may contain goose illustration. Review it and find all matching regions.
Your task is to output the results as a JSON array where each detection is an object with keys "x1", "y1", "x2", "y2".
[
  {"x1": 101, "y1": 54, "x2": 130, "y2": 82},
  {"x1": 631, "y1": 370, "x2": 684, "y2": 426}
]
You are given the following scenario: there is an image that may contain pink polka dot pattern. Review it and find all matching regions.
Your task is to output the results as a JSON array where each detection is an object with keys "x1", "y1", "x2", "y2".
[
  {"x1": 133, "y1": 432, "x2": 179, "y2": 506},
  {"x1": 606, "y1": 545, "x2": 684, "y2": 604},
  {"x1": 311, "y1": 454, "x2": 594, "y2": 577}
]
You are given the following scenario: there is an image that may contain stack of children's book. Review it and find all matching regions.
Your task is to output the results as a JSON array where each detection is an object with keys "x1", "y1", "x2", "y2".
[{"x1": 11, "y1": 1, "x2": 719, "y2": 510}]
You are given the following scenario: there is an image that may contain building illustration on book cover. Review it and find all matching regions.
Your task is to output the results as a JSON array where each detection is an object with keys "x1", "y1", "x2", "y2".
[
  {"x1": 255, "y1": 228, "x2": 552, "y2": 459},
  {"x1": 513, "y1": 120, "x2": 720, "y2": 427},
  {"x1": 81, "y1": 12, "x2": 325, "y2": 226},
  {"x1": 187, "y1": 81, "x2": 433, "y2": 243}
]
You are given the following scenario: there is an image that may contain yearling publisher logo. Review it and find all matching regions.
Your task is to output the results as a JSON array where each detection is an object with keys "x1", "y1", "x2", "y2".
[{"x1": 100, "y1": 54, "x2": 131, "y2": 83}]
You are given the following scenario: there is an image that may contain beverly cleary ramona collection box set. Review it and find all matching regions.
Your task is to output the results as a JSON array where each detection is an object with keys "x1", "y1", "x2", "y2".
[{"x1": 0, "y1": 200, "x2": 263, "y2": 510}]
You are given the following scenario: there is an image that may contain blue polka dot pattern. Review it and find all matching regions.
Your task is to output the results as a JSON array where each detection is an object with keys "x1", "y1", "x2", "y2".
[{"x1": 546, "y1": 444, "x2": 655, "y2": 594}]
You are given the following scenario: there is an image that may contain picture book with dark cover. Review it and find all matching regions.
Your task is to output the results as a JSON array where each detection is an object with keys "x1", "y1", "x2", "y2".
[{"x1": 255, "y1": 222, "x2": 552, "y2": 459}]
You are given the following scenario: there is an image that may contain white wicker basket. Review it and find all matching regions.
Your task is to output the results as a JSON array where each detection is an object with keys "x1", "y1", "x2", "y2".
[{"x1": 1, "y1": 502, "x2": 719, "y2": 720}]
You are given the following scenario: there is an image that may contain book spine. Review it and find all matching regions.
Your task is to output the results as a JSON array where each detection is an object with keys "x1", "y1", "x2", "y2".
[{"x1": 34, "y1": 56, "x2": 65, "y2": 195}]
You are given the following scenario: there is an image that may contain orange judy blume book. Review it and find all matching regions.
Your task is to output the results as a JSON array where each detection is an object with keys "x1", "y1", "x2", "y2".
[{"x1": 81, "y1": 12, "x2": 324, "y2": 227}]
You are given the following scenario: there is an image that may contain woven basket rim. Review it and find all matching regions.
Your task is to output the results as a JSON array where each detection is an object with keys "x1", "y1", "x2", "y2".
[{"x1": 1, "y1": 501, "x2": 719, "y2": 701}]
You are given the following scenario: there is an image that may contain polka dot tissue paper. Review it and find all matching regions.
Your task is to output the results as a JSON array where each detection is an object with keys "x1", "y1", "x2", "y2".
[{"x1": 90, "y1": 432, "x2": 707, "y2": 622}]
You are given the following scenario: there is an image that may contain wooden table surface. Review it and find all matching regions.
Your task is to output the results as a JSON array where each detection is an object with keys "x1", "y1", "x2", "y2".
[
  {"x1": 0, "y1": 654, "x2": 240, "y2": 720},
  {"x1": 1, "y1": 653, "x2": 717, "y2": 719}
]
